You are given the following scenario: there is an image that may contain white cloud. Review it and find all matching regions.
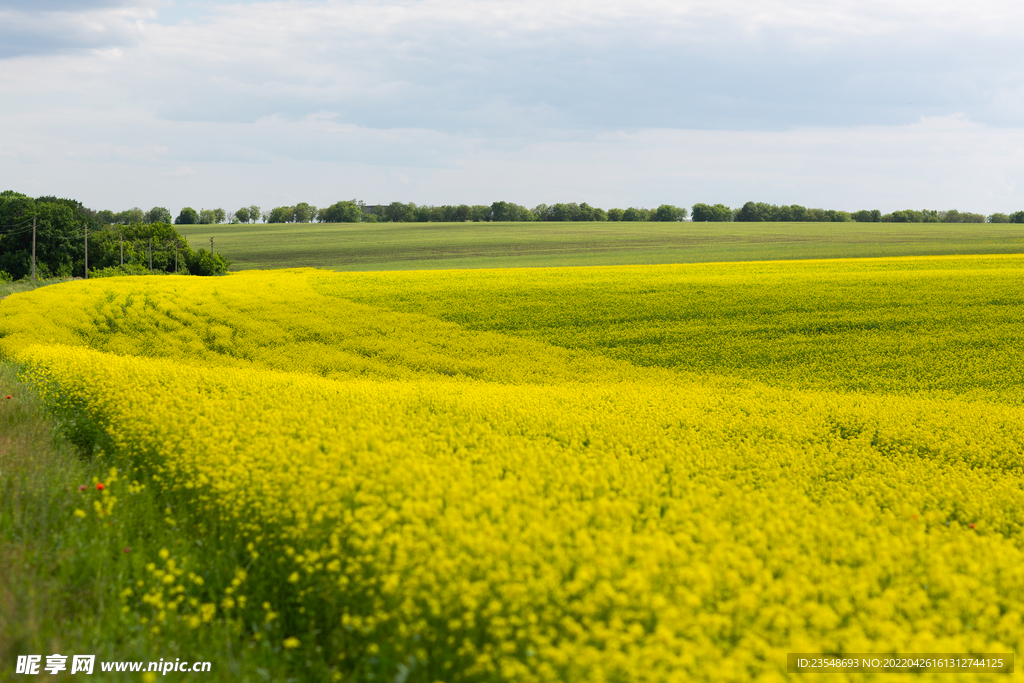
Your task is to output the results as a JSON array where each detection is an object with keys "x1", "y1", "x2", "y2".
[
  {"x1": 1, "y1": 0, "x2": 1023, "y2": 212},
  {"x1": 0, "y1": 4, "x2": 153, "y2": 57},
  {"x1": 162, "y1": 165, "x2": 194, "y2": 177},
  {"x1": 3, "y1": 111, "x2": 1022, "y2": 214}
]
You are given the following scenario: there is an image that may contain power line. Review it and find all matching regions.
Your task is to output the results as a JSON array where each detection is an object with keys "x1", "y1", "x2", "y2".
[
  {"x1": 0, "y1": 225, "x2": 37, "y2": 237},
  {"x1": 0, "y1": 217, "x2": 40, "y2": 231}
]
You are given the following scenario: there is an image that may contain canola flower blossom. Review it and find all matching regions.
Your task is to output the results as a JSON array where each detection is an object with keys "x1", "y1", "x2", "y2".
[{"x1": 1, "y1": 258, "x2": 1023, "y2": 682}]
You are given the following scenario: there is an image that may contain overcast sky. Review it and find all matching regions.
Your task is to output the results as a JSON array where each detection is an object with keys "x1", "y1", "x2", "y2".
[{"x1": 1, "y1": 0, "x2": 1023, "y2": 216}]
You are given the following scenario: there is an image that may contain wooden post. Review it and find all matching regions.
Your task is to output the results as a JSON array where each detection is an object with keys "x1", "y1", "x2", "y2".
[
  {"x1": 210, "y1": 236, "x2": 214, "y2": 254},
  {"x1": 31, "y1": 217, "x2": 36, "y2": 281},
  {"x1": 84, "y1": 224, "x2": 88, "y2": 279}
]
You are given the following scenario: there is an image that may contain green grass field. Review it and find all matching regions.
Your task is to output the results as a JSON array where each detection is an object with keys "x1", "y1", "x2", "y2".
[{"x1": 176, "y1": 221, "x2": 1024, "y2": 271}]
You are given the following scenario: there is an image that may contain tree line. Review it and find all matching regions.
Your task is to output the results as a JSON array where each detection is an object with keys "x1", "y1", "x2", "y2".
[
  {"x1": 153, "y1": 200, "x2": 1024, "y2": 225},
  {"x1": 0, "y1": 191, "x2": 229, "y2": 281},
  {"x1": 157, "y1": 201, "x2": 688, "y2": 224},
  {"x1": 693, "y1": 202, "x2": 1024, "y2": 224}
]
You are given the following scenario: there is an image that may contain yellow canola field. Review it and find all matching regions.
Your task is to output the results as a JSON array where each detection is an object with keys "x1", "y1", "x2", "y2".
[{"x1": 3, "y1": 262, "x2": 1024, "y2": 682}]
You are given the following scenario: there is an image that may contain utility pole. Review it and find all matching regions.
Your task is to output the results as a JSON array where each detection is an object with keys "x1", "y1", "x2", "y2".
[
  {"x1": 210, "y1": 236, "x2": 214, "y2": 254},
  {"x1": 84, "y1": 224, "x2": 88, "y2": 279},
  {"x1": 149, "y1": 237, "x2": 153, "y2": 272},
  {"x1": 31, "y1": 217, "x2": 36, "y2": 282}
]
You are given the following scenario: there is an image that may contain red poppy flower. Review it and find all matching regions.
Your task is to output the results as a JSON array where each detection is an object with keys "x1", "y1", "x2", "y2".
[
  {"x1": 96, "y1": 483, "x2": 105, "y2": 491},
  {"x1": 78, "y1": 485, "x2": 88, "y2": 491}
]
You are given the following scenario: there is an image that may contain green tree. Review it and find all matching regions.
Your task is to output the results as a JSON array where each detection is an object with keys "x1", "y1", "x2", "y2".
[
  {"x1": 235, "y1": 207, "x2": 251, "y2": 224},
  {"x1": 787, "y1": 205, "x2": 809, "y2": 221},
  {"x1": 550, "y1": 203, "x2": 580, "y2": 221},
  {"x1": 267, "y1": 206, "x2": 294, "y2": 224},
  {"x1": 100, "y1": 222, "x2": 196, "y2": 274},
  {"x1": 621, "y1": 207, "x2": 651, "y2": 222},
  {"x1": 735, "y1": 202, "x2": 764, "y2": 222},
  {"x1": 1010, "y1": 211, "x2": 1024, "y2": 223},
  {"x1": 577, "y1": 203, "x2": 597, "y2": 221},
  {"x1": 381, "y1": 202, "x2": 415, "y2": 223},
  {"x1": 293, "y1": 203, "x2": 316, "y2": 223},
  {"x1": 690, "y1": 203, "x2": 732, "y2": 222},
  {"x1": 248, "y1": 205, "x2": 262, "y2": 223},
  {"x1": 146, "y1": 207, "x2": 172, "y2": 224},
  {"x1": 988, "y1": 213, "x2": 1010, "y2": 223},
  {"x1": 320, "y1": 200, "x2": 363, "y2": 223},
  {"x1": 882, "y1": 209, "x2": 922, "y2": 223},
  {"x1": 175, "y1": 207, "x2": 199, "y2": 225},
  {"x1": 114, "y1": 207, "x2": 145, "y2": 224},
  {"x1": 0, "y1": 191, "x2": 102, "y2": 279},
  {"x1": 607, "y1": 208, "x2": 624, "y2": 221},
  {"x1": 852, "y1": 209, "x2": 881, "y2": 222},
  {"x1": 185, "y1": 248, "x2": 230, "y2": 276},
  {"x1": 490, "y1": 201, "x2": 512, "y2": 222},
  {"x1": 96, "y1": 209, "x2": 117, "y2": 225},
  {"x1": 469, "y1": 205, "x2": 491, "y2": 222},
  {"x1": 653, "y1": 204, "x2": 686, "y2": 222}
]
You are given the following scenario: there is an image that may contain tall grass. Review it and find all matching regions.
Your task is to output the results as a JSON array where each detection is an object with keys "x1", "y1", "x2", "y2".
[{"x1": 0, "y1": 360, "x2": 303, "y2": 681}]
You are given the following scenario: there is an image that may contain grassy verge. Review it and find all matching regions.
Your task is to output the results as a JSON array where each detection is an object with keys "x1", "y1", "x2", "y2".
[
  {"x1": 176, "y1": 220, "x2": 1024, "y2": 272},
  {"x1": 0, "y1": 360, "x2": 306, "y2": 681},
  {"x1": 0, "y1": 277, "x2": 77, "y2": 300}
]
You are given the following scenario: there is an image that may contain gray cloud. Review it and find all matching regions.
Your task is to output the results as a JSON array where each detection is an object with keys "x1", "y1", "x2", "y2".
[
  {"x1": 0, "y1": 0, "x2": 139, "y2": 8},
  {"x1": 113, "y1": 0, "x2": 1024, "y2": 132},
  {"x1": 4, "y1": 0, "x2": 1022, "y2": 128},
  {"x1": 0, "y1": 5, "x2": 149, "y2": 58},
  {"x1": 2, "y1": 0, "x2": 1023, "y2": 212}
]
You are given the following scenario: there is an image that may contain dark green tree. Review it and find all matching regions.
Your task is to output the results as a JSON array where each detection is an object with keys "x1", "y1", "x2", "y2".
[
  {"x1": 146, "y1": 206, "x2": 173, "y2": 224},
  {"x1": 175, "y1": 207, "x2": 199, "y2": 225},
  {"x1": 320, "y1": 200, "x2": 363, "y2": 223},
  {"x1": 469, "y1": 205, "x2": 491, "y2": 222},
  {"x1": 550, "y1": 203, "x2": 580, "y2": 221},
  {"x1": 690, "y1": 203, "x2": 733, "y2": 222},
  {"x1": 852, "y1": 209, "x2": 881, "y2": 222},
  {"x1": 736, "y1": 202, "x2": 764, "y2": 222},
  {"x1": 382, "y1": 202, "x2": 415, "y2": 223},
  {"x1": 0, "y1": 191, "x2": 101, "y2": 279},
  {"x1": 293, "y1": 203, "x2": 316, "y2": 223},
  {"x1": 621, "y1": 207, "x2": 650, "y2": 222},
  {"x1": 185, "y1": 248, "x2": 230, "y2": 276},
  {"x1": 653, "y1": 204, "x2": 687, "y2": 222},
  {"x1": 268, "y1": 206, "x2": 294, "y2": 224}
]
